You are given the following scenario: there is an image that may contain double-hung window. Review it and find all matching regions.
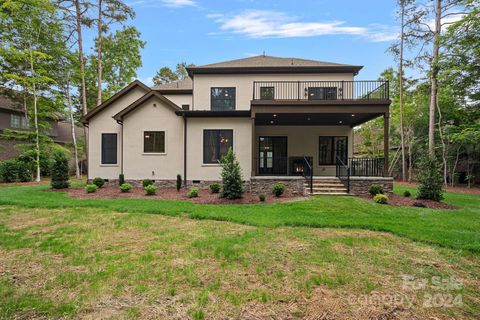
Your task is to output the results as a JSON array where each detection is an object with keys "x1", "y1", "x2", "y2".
[
  {"x1": 101, "y1": 133, "x2": 117, "y2": 165},
  {"x1": 319, "y1": 136, "x2": 347, "y2": 165},
  {"x1": 144, "y1": 131, "x2": 165, "y2": 153},
  {"x1": 203, "y1": 129, "x2": 233, "y2": 164},
  {"x1": 211, "y1": 87, "x2": 236, "y2": 111}
]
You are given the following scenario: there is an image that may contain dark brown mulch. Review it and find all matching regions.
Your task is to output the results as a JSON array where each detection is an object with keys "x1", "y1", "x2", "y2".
[
  {"x1": 395, "y1": 181, "x2": 480, "y2": 195},
  {"x1": 64, "y1": 186, "x2": 306, "y2": 204},
  {"x1": 359, "y1": 193, "x2": 457, "y2": 210}
]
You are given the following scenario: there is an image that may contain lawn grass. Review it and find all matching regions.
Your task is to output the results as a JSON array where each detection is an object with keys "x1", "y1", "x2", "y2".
[
  {"x1": 0, "y1": 183, "x2": 478, "y2": 252},
  {"x1": 0, "y1": 205, "x2": 479, "y2": 319}
]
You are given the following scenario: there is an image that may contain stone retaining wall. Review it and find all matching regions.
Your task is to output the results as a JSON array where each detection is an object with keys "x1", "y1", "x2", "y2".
[
  {"x1": 250, "y1": 177, "x2": 305, "y2": 195},
  {"x1": 349, "y1": 177, "x2": 393, "y2": 196}
]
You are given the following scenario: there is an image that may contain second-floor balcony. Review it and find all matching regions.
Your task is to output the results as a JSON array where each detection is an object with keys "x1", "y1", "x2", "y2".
[{"x1": 252, "y1": 80, "x2": 389, "y2": 102}]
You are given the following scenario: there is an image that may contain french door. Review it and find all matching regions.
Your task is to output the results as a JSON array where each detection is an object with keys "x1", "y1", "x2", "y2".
[{"x1": 258, "y1": 136, "x2": 287, "y2": 175}]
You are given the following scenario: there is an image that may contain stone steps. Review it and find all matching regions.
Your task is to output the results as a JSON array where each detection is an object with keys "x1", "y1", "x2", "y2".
[{"x1": 304, "y1": 177, "x2": 349, "y2": 195}]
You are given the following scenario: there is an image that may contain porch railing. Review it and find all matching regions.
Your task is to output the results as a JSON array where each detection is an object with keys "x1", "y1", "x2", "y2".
[
  {"x1": 253, "y1": 80, "x2": 389, "y2": 101},
  {"x1": 348, "y1": 157, "x2": 385, "y2": 177},
  {"x1": 335, "y1": 156, "x2": 350, "y2": 193}
]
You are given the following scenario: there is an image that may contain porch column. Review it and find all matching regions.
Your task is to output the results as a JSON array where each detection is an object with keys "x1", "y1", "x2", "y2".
[
  {"x1": 251, "y1": 117, "x2": 256, "y2": 177},
  {"x1": 383, "y1": 113, "x2": 389, "y2": 176}
]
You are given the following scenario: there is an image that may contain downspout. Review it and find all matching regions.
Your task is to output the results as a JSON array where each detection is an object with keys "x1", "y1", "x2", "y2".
[
  {"x1": 116, "y1": 119, "x2": 124, "y2": 175},
  {"x1": 183, "y1": 115, "x2": 187, "y2": 186}
]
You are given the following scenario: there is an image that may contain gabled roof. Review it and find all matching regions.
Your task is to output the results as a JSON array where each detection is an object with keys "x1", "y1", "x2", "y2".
[
  {"x1": 152, "y1": 78, "x2": 192, "y2": 94},
  {"x1": 113, "y1": 90, "x2": 181, "y2": 122},
  {"x1": 187, "y1": 55, "x2": 363, "y2": 76},
  {"x1": 80, "y1": 80, "x2": 150, "y2": 124}
]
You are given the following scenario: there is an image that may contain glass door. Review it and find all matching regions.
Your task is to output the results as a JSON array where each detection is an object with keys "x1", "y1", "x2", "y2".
[{"x1": 258, "y1": 136, "x2": 287, "y2": 175}]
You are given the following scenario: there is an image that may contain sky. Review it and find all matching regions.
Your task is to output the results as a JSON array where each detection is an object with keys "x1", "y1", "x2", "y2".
[{"x1": 97, "y1": 0, "x2": 407, "y2": 84}]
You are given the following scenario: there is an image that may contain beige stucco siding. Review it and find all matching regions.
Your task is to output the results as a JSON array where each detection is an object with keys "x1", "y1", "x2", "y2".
[
  {"x1": 193, "y1": 73, "x2": 355, "y2": 111},
  {"x1": 163, "y1": 94, "x2": 192, "y2": 109},
  {"x1": 186, "y1": 118, "x2": 252, "y2": 181},
  {"x1": 122, "y1": 97, "x2": 184, "y2": 180},
  {"x1": 88, "y1": 86, "x2": 148, "y2": 179},
  {"x1": 255, "y1": 125, "x2": 354, "y2": 176}
]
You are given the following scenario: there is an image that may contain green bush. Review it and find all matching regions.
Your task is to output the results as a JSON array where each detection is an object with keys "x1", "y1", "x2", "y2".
[
  {"x1": 17, "y1": 164, "x2": 32, "y2": 182},
  {"x1": 176, "y1": 174, "x2": 182, "y2": 192},
  {"x1": 120, "y1": 183, "x2": 133, "y2": 193},
  {"x1": 220, "y1": 147, "x2": 244, "y2": 199},
  {"x1": 144, "y1": 184, "x2": 157, "y2": 195},
  {"x1": 368, "y1": 184, "x2": 384, "y2": 196},
  {"x1": 92, "y1": 177, "x2": 105, "y2": 188},
  {"x1": 85, "y1": 184, "x2": 97, "y2": 193},
  {"x1": 403, "y1": 190, "x2": 411, "y2": 197},
  {"x1": 142, "y1": 179, "x2": 153, "y2": 187},
  {"x1": 258, "y1": 193, "x2": 266, "y2": 202},
  {"x1": 373, "y1": 194, "x2": 388, "y2": 204},
  {"x1": 0, "y1": 160, "x2": 19, "y2": 182},
  {"x1": 119, "y1": 174, "x2": 125, "y2": 186},
  {"x1": 187, "y1": 187, "x2": 198, "y2": 198},
  {"x1": 209, "y1": 183, "x2": 221, "y2": 194},
  {"x1": 50, "y1": 151, "x2": 70, "y2": 189},
  {"x1": 272, "y1": 183, "x2": 285, "y2": 197},
  {"x1": 416, "y1": 155, "x2": 444, "y2": 202}
]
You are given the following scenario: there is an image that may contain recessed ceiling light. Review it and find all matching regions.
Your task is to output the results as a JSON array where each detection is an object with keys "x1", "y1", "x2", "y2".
[
  {"x1": 273, "y1": 114, "x2": 277, "y2": 117},
  {"x1": 351, "y1": 114, "x2": 355, "y2": 117},
  {"x1": 339, "y1": 120, "x2": 343, "y2": 124},
  {"x1": 270, "y1": 120, "x2": 274, "y2": 124}
]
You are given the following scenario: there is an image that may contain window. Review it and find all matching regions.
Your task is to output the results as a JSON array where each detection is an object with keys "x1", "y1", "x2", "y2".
[
  {"x1": 101, "y1": 133, "x2": 117, "y2": 164},
  {"x1": 260, "y1": 87, "x2": 274, "y2": 100},
  {"x1": 308, "y1": 87, "x2": 337, "y2": 100},
  {"x1": 203, "y1": 130, "x2": 233, "y2": 164},
  {"x1": 10, "y1": 114, "x2": 21, "y2": 128},
  {"x1": 211, "y1": 87, "x2": 236, "y2": 111},
  {"x1": 319, "y1": 136, "x2": 347, "y2": 165},
  {"x1": 144, "y1": 131, "x2": 165, "y2": 153}
]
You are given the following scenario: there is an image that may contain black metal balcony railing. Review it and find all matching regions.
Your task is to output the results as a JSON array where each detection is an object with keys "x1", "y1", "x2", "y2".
[{"x1": 253, "y1": 80, "x2": 389, "y2": 101}]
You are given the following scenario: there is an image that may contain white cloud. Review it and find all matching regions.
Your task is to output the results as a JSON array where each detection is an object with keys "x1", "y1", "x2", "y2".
[
  {"x1": 128, "y1": 0, "x2": 196, "y2": 8},
  {"x1": 161, "y1": 0, "x2": 196, "y2": 7},
  {"x1": 208, "y1": 10, "x2": 397, "y2": 42}
]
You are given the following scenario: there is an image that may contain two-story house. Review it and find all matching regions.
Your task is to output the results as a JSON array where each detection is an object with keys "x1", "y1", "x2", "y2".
[{"x1": 80, "y1": 55, "x2": 393, "y2": 195}]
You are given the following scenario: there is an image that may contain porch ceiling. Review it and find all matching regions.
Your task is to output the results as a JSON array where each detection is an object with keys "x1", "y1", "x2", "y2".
[{"x1": 254, "y1": 112, "x2": 383, "y2": 127}]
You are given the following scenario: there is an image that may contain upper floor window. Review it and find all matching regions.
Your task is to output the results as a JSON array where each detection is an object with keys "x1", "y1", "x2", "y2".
[
  {"x1": 260, "y1": 86, "x2": 274, "y2": 100},
  {"x1": 10, "y1": 114, "x2": 27, "y2": 129},
  {"x1": 203, "y1": 129, "x2": 233, "y2": 164},
  {"x1": 211, "y1": 87, "x2": 235, "y2": 111},
  {"x1": 308, "y1": 87, "x2": 337, "y2": 100},
  {"x1": 144, "y1": 131, "x2": 165, "y2": 153},
  {"x1": 101, "y1": 133, "x2": 118, "y2": 165}
]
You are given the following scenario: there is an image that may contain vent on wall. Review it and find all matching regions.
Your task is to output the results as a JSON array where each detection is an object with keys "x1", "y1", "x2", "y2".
[
  {"x1": 182, "y1": 104, "x2": 190, "y2": 110},
  {"x1": 192, "y1": 180, "x2": 200, "y2": 184}
]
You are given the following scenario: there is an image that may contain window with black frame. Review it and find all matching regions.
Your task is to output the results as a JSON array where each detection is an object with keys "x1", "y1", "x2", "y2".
[
  {"x1": 211, "y1": 87, "x2": 236, "y2": 111},
  {"x1": 319, "y1": 136, "x2": 347, "y2": 165},
  {"x1": 307, "y1": 87, "x2": 337, "y2": 100},
  {"x1": 260, "y1": 86, "x2": 274, "y2": 99},
  {"x1": 144, "y1": 131, "x2": 165, "y2": 153},
  {"x1": 203, "y1": 130, "x2": 233, "y2": 163},
  {"x1": 101, "y1": 133, "x2": 117, "y2": 164}
]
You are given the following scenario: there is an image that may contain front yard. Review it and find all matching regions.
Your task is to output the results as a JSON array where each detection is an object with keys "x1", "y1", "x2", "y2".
[{"x1": 0, "y1": 184, "x2": 479, "y2": 319}]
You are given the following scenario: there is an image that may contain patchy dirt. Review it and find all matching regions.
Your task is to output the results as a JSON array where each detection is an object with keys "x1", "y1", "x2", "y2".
[
  {"x1": 396, "y1": 181, "x2": 480, "y2": 195},
  {"x1": 360, "y1": 193, "x2": 457, "y2": 209},
  {"x1": 61, "y1": 185, "x2": 306, "y2": 204}
]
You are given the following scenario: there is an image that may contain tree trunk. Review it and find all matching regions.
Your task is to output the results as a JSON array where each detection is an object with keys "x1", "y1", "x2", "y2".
[
  {"x1": 22, "y1": 89, "x2": 29, "y2": 127},
  {"x1": 399, "y1": 3, "x2": 407, "y2": 181},
  {"x1": 428, "y1": 0, "x2": 441, "y2": 155},
  {"x1": 66, "y1": 80, "x2": 80, "y2": 179},
  {"x1": 436, "y1": 98, "x2": 448, "y2": 186},
  {"x1": 29, "y1": 57, "x2": 41, "y2": 182},
  {"x1": 96, "y1": 0, "x2": 103, "y2": 106},
  {"x1": 408, "y1": 134, "x2": 413, "y2": 182},
  {"x1": 450, "y1": 145, "x2": 460, "y2": 187}
]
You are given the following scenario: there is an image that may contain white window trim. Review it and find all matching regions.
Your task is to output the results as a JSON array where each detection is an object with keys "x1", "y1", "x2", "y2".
[{"x1": 142, "y1": 130, "x2": 167, "y2": 155}]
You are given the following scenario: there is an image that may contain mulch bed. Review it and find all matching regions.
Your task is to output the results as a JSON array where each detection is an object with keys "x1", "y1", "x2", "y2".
[
  {"x1": 395, "y1": 181, "x2": 480, "y2": 195},
  {"x1": 64, "y1": 185, "x2": 306, "y2": 204},
  {"x1": 359, "y1": 193, "x2": 457, "y2": 210}
]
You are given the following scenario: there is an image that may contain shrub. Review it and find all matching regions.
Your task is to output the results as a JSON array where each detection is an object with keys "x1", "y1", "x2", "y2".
[
  {"x1": 209, "y1": 183, "x2": 221, "y2": 194},
  {"x1": 272, "y1": 183, "x2": 285, "y2": 197},
  {"x1": 187, "y1": 187, "x2": 198, "y2": 198},
  {"x1": 0, "y1": 160, "x2": 19, "y2": 182},
  {"x1": 85, "y1": 184, "x2": 98, "y2": 193},
  {"x1": 142, "y1": 179, "x2": 153, "y2": 188},
  {"x1": 144, "y1": 184, "x2": 157, "y2": 195},
  {"x1": 416, "y1": 155, "x2": 444, "y2": 202},
  {"x1": 17, "y1": 164, "x2": 32, "y2": 182},
  {"x1": 120, "y1": 183, "x2": 133, "y2": 193},
  {"x1": 176, "y1": 174, "x2": 182, "y2": 192},
  {"x1": 92, "y1": 177, "x2": 105, "y2": 188},
  {"x1": 403, "y1": 190, "x2": 411, "y2": 197},
  {"x1": 258, "y1": 193, "x2": 266, "y2": 202},
  {"x1": 368, "y1": 183, "x2": 384, "y2": 196},
  {"x1": 220, "y1": 147, "x2": 244, "y2": 199},
  {"x1": 50, "y1": 151, "x2": 70, "y2": 189},
  {"x1": 119, "y1": 174, "x2": 125, "y2": 186},
  {"x1": 373, "y1": 194, "x2": 388, "y2": 204}
]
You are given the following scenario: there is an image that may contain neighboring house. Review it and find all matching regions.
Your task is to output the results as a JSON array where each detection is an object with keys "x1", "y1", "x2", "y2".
[
  {"x1": 0, "y1": 93, "x2": 83, "y2": 161},
  {"x1": 80, "y1": 55, "x2": 393, "y2": 195}
]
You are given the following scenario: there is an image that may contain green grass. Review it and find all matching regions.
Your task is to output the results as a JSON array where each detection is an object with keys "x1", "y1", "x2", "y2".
[{"x1": 0, "y1": 183, "x2": 478, "y2": 252}]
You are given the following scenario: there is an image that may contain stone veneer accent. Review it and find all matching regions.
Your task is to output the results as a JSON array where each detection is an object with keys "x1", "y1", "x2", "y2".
[
  {"x1": 349, "y1": 177, "x2": 393, "y2": 195},
  {"x1": 250, "y1": 177, "x2": 305, "y2": 195}
]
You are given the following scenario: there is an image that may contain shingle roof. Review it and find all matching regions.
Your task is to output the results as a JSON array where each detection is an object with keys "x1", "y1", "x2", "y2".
[
  {"x1": 0, "y1": 90, "x2": 23, "y2": 112},
  {"x1": 152, "y1": 78, "x2": 192, "y2": 91},
  {"x1": 194, "y1": 55, "x2": 357, "y2": 68}
]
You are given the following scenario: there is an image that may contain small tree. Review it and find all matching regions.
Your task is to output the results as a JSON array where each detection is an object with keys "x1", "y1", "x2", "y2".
[
  {"x1": 176, "y1": 174, "x2": 182, "y2": 192},
  {"x1": 416, "y1": 154, "x2": 443, "y2": 201},
  {"x1": 51, "y1": 151, "x2": 70, "y2": 189},
  {"x1": 220, "y1": 147, "x2": 243, "y2": 199}
]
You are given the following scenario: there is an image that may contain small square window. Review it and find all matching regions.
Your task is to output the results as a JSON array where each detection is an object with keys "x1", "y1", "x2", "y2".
[
  {"x1": 260, "y1": 87, "x2": 274, "y2": 100},
  {"x1": 10, "y1": 114, "x2": 21, "y2": 128},
  {"x1": 144, "y1": 131, "x2": 165, "y2": 153}
]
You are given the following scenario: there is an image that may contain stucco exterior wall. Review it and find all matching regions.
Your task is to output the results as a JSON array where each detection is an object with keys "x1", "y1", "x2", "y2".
[
  {"x1": 162, "y1": 94, "x2": 192, "y2": 109},
  {"x1": 186, "y1": 117, "x2": 252, "y2": 181},
  {"x1": 255, "y1": 125, "x2": 354, "y2": 176},
  {"x1": 122, "y1": 97, "x2": 184, "y2": 180},
  {"x1": 193, "y1": 73, "x2": 355, "y2": 111},
  {"x1": 88, "y1": 86, "x2": 148, "y2": 179}
]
